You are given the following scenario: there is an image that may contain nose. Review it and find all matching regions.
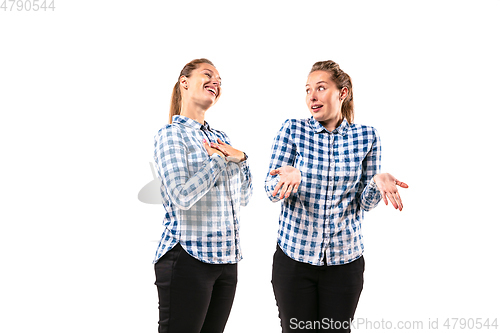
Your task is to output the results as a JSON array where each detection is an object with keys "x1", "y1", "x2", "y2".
[
  {"x1": 309, "y1": 90, "x2": 317, "y2": 101},
  {"x1": 210, "y1": 77, "x2": 220, "y2": 86}
]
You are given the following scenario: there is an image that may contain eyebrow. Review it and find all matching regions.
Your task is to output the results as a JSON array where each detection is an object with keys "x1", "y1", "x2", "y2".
[
  {"x1": 306, "y1": 81, "x2": 328, "y2": 87},
  {"x1": 202, "y1": 69, "x2": 222, "y2": 81}
]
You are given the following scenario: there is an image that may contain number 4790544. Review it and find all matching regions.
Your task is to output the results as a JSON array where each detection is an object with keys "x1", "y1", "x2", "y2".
[{"x1": 1, "y1": 0, "x2": 55, "y2": 11}]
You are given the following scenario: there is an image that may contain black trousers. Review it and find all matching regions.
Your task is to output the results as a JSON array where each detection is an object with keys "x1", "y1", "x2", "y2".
[
  {"x1": 272, "y1": 245, "x2": 364, "y2": 333},
  {"x1": 154, "y1": 244, "x2": 238, "y2": 333}
]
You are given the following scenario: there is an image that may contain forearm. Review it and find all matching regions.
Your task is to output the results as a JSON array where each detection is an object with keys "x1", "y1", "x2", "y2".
[
  {"x1": 359, "y1": 177, "x2": 382, "y2": 211},
  {"x1": 264, "y1": 175, "x2": 281, "y2": 202},
  {"x1": 264, "y1": 119, "x2": 297, "y2": 203},
  {"x1": 238, "y1": 159, "x2": 253, "y2": 206},
  {"x1": 157, "y1": 153, "x2": 227, "y2": 210}
]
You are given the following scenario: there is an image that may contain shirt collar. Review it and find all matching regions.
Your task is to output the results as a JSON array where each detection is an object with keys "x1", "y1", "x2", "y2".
[
  {"x1": 172, "y1": 115, "x2": 211, "y2": 131},
  {"x1": 308, "y1": 116, "x2": 350, "y2": 135}
]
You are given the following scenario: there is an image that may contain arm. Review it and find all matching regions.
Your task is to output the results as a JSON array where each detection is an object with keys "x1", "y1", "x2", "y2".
[
  {"x1": 213, "y1": 134, "x2": 253, "y2": 206},
  {"x1": 359, "y1": 128, "x2": 383, "y2": 211},
  {"x1": 358, "y1": 128, "x2": 410, "y2": 211},
  {"x1": 264, "y1": 120, "x2": 300, "y2": 202},
  {"x1": 154, "y1": 127, "x2": 227, "y2": 210},
  {"x1": 237, "y1": 157, "x2": 253, "y2": 207}
]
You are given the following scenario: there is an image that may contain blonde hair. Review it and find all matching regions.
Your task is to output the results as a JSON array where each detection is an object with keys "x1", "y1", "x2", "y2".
[
  {"x1": 309, "y1": 60, "x2": 354, "y2": 124},
  {"x1": 169, "y1": 58, "x2": 215, "y2": 124}
]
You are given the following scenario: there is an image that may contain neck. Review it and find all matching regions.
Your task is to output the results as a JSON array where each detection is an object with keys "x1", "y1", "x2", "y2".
[
  {"x1": 320, "y1": 114, "x2": 343, "y2": 132},
  {"x1": 180, "y1": 101, "x2": 207, "y2": 125}
]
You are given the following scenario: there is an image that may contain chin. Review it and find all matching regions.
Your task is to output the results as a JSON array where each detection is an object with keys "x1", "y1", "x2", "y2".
[
  {"x1": 311, "y1": 113, "x2": 324, "y2": 122},
  {"x1": 200, "y1": 98, "x2": 216, "y2": 109}
]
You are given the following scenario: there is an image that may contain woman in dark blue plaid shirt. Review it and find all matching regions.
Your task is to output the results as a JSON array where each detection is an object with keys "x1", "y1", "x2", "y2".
[
  {"x1": 153, "y1": 59, "x2": 252, "y2": 332},
  {"x1": 265, "y1": 60, "x2": 408, "y2": 332}
]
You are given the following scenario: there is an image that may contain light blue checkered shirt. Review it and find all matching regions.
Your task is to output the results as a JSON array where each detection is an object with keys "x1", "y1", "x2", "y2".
[
  {"x1": 265, "y1": 117, "x2": 382, "y2": 266},
  {"x1": 153, "y1": 115, "x2": 252, "y2": 264}
]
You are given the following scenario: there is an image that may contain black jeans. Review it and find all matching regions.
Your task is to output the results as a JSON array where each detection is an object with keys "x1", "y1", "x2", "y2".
[
  {"x1": 272, "y1": 245, "x2": 364, "y2": 333},
  {"x1": 154, "y1": 243, "x2": 238, "y2": 333}
]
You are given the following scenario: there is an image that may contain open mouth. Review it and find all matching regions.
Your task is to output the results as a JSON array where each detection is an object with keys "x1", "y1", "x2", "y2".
[
  {"x1": 205, "y1": 85, "x2": 218, "y2": 97},
  {"x1": 311, "y1": 104, "x2": 323, "y2": 112}
]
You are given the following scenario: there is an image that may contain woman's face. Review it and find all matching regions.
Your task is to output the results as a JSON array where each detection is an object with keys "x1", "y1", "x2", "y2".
[
  {"x1": 306, "y1": 70, "x2": 346, "y2": 129},
  {"x1": 181, "y1": 63, "x2": 221, "y2": 109}
]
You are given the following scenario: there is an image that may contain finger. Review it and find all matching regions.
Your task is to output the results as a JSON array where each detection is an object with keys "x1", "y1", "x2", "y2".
[
  {"x1": 270, "y1": 168, "x2": 280, "y2": 176},
  {"x1": 284, "y1": 183, "x2": 294, "y2": 198},
  {"x1": 202, "y1": 139, "x2": 211, "y2": 153},
  {"x1": 381, "y1": 191, "x2": 388, "y2": 205},
  {"x1": 396, "y1": 192, "x2": 403, "y2": 211},
  {"x1": 280, "y1": 183, "x2": 291, "y2": 199},
  {"x1": 390, "y1": 190, "x2": 402, "y2": 211},
  {"x1": 387, "y1": 192, "x2": 398, "y2": 209},
  {"x1": 217, "y1": 146, "x2": 229, "y2": 156},
  {"x1": 210, "y1": 143, "x2": 228, "y2": 156},
  {"x1": 292, "y1": 184, "x2": 299, "y2": 193},
  {"x1": 395, "y1": 180, "x2": 409, "y2": 188},
  {"x1": 279, "y1": 183, "x2": 287, "y2": 199},
  {"x1": 217, "y1": 138, "x2": 226, "y2": 146},
  {"x1": 272, "y1": 181, "x2": 284, "y2": 197}
]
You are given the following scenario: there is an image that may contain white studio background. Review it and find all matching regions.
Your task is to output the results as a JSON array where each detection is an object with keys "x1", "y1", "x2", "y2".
[{"x1": 1, "y1": 1, "x2": 499, "y2": 332}]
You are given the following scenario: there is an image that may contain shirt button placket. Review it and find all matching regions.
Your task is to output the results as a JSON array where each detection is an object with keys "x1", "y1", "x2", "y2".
[
  {"x1": 323, "y1": 133, "x2": 334, "y2": 263},
  {"x1": 328, "y1": 132, "x2": 338, "y2": 264}
]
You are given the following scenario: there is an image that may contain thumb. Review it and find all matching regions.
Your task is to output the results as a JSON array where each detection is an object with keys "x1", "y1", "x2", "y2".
[
  {"x1": 396, "y1": 180, "x2": 409, "y2": 188},
  {"x1": 270, "y1": 168, "x2": 280, "y2": 176}
]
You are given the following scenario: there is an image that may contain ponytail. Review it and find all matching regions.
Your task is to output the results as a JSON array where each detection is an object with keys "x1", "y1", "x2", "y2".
[
  {"x1": 169, "y1": 81, "x2": 182, "y2": 124},
  {"x1": 168, "y1": 58, "x2": 215, "y2": 124},
  {"x1": 309, "y1": 60, "x2": 354, "y2": 124}
]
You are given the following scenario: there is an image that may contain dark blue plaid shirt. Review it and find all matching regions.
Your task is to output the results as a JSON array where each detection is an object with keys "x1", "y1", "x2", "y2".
[{"x1": 265, "y1": 117, "x2": 382, "y2": 265}]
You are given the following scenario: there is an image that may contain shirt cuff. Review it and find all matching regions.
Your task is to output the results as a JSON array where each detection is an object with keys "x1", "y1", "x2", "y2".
[
  {"x1": 211, "y1": 153, "x2": 228, "y2": 169},
  {"x1": 238, "y1": 152, "x2": 249, "y2": 165},
  {"x1": 365, "y1": 177, "x2": 382, "y2": 203},
  {"x1": 369, "y1": 177, "x2": 380, "y2": 192}
]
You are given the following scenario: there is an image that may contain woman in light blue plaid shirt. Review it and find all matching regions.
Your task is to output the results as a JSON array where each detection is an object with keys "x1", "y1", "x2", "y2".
[
  {"x1": 153, "y1": 58, "x2": 252, "y2": 332},
  {"x1": 265, "y1": 60, "x2": 408, "y2": 332}
]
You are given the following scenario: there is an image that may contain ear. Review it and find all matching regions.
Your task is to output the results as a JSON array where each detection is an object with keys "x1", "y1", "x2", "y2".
[
  {"x1": 179, "y1": 75, "x2": 188, "y2": 89},
  {"x1": 340, "y1": 87, "x2": 349, "y2": 101}
]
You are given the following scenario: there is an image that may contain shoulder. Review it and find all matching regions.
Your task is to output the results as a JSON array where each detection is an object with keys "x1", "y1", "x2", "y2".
[
  {"x1": 277, "y1": 118, "x2": 309, "y2": 132},
  {"x1": 349, "y1": 123, "x2": 380, "y2": 139},
  {"x1": 155, "y1": 123, "x2": 185, "y2": 143},
  {"x1": 156, "y1": 123, "x2": 182, "y2": 134}
]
